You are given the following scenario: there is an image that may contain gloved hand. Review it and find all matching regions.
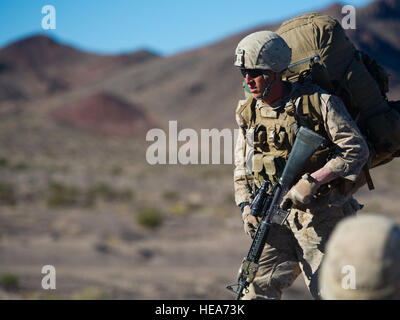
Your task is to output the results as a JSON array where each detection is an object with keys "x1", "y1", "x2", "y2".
[
  {"x1": 281, "y1": 173, "x2": 319, "y2": 209},
  {"x1": 242, "y1": 205, "x2": 260, "y2": 238}
]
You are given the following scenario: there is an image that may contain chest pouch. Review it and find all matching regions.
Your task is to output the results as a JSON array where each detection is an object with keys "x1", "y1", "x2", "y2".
[
  {"x1": 251, "y1": 153, "x2": 265, "y2": 185},
  {"x1": 251, "y1": 153, "x2": 287, "y2": 185},
  {"x1": 263, "y1": 155, "x2": 286, "y2": 183},
  {"x1": 253, "y1": 126, "x2": 269, "y2": 151},
  {"x1": 265, "y1": 124, "x2": 289, "y2": 150}
]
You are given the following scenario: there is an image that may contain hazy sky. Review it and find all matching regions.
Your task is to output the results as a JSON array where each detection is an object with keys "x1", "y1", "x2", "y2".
[{"x1": 0, "y1": 0, "x2": 373, "y2": 56}]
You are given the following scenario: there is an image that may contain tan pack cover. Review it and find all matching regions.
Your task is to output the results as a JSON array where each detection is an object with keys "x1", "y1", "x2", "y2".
[{"x1": 276, "y1": 12, "x2": 400, "y2": 168}]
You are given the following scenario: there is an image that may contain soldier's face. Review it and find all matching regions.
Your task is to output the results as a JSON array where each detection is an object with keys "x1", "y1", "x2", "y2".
[{"x1": 244, "y1": 71, "x2": 267, "y2": 99}]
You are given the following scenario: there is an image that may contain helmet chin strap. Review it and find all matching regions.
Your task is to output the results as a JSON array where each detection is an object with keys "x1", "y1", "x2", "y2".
[{"x1": 262, "y1": 73, "x2": 280, "y2": 99}]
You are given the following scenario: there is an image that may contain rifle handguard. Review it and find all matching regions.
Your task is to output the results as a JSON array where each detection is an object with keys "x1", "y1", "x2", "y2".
[{"x1": 250, "y1": 180, "x2": 269, "y2": 217}]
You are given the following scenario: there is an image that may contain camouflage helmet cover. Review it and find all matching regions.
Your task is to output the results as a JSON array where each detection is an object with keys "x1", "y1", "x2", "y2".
[
  {"x1": 320, "y1": 215, "x2": 400, "y2": 300},
  {"x1": 234, "y1": 31, "x2": 292, "y2": 72}
]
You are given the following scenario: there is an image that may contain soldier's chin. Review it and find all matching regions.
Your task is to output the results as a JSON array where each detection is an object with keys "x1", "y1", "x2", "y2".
[{"x1": 251, "y1": 91, "x2": 263, "y2": 99}]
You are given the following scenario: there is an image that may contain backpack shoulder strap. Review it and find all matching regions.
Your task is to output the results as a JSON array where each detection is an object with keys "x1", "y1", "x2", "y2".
[
  {"x1": 297, "y1": 82, "x2": 324, "y2": 134},
  {"x1": 302, "y1": 90, "x2": 323, "y2": 132}
]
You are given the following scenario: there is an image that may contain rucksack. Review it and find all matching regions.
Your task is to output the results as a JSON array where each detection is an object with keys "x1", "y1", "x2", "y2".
[{"x1": 274, "y1": 12, "x2": 400, "y2": 172}]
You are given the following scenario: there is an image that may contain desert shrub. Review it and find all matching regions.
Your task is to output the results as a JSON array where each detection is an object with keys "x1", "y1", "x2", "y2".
[
  {"x1": 0, "y1": 182, "x2": 16, "y2": 206},
  {"x1": 12, "y1": 162, "x2": 28, "y2": 171},
  {"x1": 136, "y1": 207, "x2": 164, "y2": 229},
  {"x1": 87, "y1": 182, "x2": 133, "y2": 202},
  {"x1": 111, "y1": 165, "x2": 123, "y2": 176},
  {"x1": 0, "y1": 157, "x2": 8, "y2": 168},
  {"x1": 23, "y1": 291, "x2": 66, "y2": 300},
  {"x1": 47, "y1": 181, "x2": 134, "y2": 208},
  {"x1": 187, "y1": 201, "x2": 202, "y2": 211},
  {"x1": 93, "y1": 241, "x2": 111, "y2": 254},
  {"x1": 169, "y1": 201, "x2": 203, "y2": 216},
  {"x1": 46, "y1": 182, "x2": 89, "y2": 208},
  {"x1": 0, "y1": 273, "x2": 19, "y2": 291},
  {"x1": 162, "y1": 189, "x2": 180, "y2": 201},
  {"x1": 72, "y1": 286, "x2": 111, "y2": 300},
  {"x1": 169, "y1": 203, "x2": 189, "y2": 216},
  {"x1": 0, "y1": 158, "x2": 28, "y2": 171}
]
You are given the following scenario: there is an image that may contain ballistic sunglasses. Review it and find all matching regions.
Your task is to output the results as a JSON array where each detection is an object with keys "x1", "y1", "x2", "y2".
[{"x1": 240, "y1": 68, "x2": 265, "y2": 78}]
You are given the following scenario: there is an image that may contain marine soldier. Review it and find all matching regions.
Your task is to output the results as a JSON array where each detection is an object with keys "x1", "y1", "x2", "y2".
[
  {"x1": 233, "y1": 31, "x2": 369, "y2": 299},
  {"x1": 319, "y1": 215, "x2": 400, "y2": 299}
]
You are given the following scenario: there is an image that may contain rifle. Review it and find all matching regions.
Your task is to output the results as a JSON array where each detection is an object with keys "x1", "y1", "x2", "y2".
[{"x1": 226, "y1": 126, "x2": 327, "y2": 300}]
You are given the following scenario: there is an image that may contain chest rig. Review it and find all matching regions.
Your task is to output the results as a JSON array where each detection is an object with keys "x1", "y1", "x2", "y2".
[{"x1": 237, "y1": 82, "x2": 332, "y2": 189}]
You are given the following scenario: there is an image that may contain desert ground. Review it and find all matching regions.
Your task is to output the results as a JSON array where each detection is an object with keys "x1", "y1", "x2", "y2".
[
  {"x1": 0, "y1": 128, "x2": 398, "y2": 299},
  {"x1": 0, "y1": 0, "x2": 399, "y2": 300}
]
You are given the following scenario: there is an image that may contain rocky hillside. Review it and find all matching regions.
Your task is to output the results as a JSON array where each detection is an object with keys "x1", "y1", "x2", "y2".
[
  {"x1": 52, "y1": 91, "x2": 153, "y2": 137},
  {"x1": 0, "y1": 0, "x2": 399, "y2": 133},
  {"x1": 0, "y1": 0, "x2": 399, "y2": 300}
]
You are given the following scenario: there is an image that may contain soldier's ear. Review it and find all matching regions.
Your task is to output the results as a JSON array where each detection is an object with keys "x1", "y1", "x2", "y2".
[{"x1": 269, "y1": 71, "x2": 282, "y2": 80}]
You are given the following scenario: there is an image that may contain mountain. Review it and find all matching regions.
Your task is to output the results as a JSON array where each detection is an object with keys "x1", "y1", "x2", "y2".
[
  {"x1": 52, "y1": 91, "x2": 153, "y2": 137},
  {"x1": 0, "y1": 0, "x2": 399, "y2": 134},
  {"x1": 0, "y1": 35, "x2": 160, "y2": 103},
  {"x1": 348, "y1": 0, "x2": 400, "y2": 81}
]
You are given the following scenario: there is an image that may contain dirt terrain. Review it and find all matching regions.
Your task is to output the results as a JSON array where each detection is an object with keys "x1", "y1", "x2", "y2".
[{"x1": 0, "y1": 133, "x2": 398, "y2": 300}]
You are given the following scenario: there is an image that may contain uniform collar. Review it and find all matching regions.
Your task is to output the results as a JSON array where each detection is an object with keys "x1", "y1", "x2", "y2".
[{"x1": 257, "y1": 81, "x2": 294, "y2": 111}]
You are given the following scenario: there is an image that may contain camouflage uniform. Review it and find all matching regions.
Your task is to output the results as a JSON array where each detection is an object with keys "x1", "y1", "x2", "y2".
[{"x1": 234, "y1": 81, "x2": 369, "y2": 299}]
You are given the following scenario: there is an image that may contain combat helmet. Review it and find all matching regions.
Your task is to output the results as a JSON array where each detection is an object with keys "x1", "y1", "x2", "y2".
[{"x1": 234, "y1": 31, "x2": 291, "y2": 98}]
